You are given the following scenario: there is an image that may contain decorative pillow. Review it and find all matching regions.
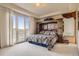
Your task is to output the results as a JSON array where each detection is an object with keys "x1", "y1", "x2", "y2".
[
  {"x1": 44, "y1": 31, "x2": 47, "y2": 35},
  {"x1": 44, "y1": 31, "x2": 50, "y2": 35},
  {"x1": 40, "y1": 31, "x2": 44, "y2": 34},
  {"x1": 50, "y1": 31, "x2": 55, "y2": 35}
]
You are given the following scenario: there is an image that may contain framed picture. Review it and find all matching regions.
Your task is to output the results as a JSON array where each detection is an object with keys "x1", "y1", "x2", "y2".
[
  {"x1": 48, "y1": 24, "x2": 52, "y2": 30},
  {"x1": 44, "y1": 25, "x2": 47, "y2": 30}
]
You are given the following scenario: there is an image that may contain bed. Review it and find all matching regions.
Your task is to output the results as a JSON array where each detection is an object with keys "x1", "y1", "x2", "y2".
[{"x1": 26, "y1": 30, "x2": 58, "y2": 50}]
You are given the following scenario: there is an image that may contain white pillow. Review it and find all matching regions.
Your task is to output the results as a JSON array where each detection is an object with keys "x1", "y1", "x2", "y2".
[
  {"x1": 44, "y1": 31, "x2": 50, "y2": 35},
  {"x1": 40, "y1": 31, "x2": 44, "y2": 34}
]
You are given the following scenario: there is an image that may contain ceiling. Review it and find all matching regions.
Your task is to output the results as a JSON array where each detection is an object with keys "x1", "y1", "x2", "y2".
[{"x1": 14, "y1": 3, "x2": 77, "y2": 18}]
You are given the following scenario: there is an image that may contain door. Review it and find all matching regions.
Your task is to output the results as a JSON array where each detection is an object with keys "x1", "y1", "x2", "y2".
[
  {"x1": 17, "y1": 15, "x2": 25, "y2": 43},
  {"x1": 10, "y1": 12, "x2": 30, "y2": 44}
]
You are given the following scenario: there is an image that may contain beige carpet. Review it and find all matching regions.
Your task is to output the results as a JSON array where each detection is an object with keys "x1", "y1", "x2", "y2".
[{"x1": 0, "y1": 42, "x2": 78, "y2": 56}]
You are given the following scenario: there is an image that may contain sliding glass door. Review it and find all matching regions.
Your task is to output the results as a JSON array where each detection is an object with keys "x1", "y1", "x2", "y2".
[
  {"x1": 12, "y1": 15, "x2": 17, "y2": 44},
  {"x1": 17, "y1": 15, "x2": 25, "y2": 43},
  {"x1": 25, "y1": 16, "x2": 30, "y2": 37},
  {"x1": 10, "y1": 12, "x2": 30, "y2": 44}
]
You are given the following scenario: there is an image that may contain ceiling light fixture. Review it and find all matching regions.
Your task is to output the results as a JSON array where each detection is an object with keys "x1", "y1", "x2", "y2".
[
  {"x1": 35, "y1": 3, "x2": 47, "y2": 7},
  {"x1": 36, "y1": 3, "x2": 40, "y2": 7}
]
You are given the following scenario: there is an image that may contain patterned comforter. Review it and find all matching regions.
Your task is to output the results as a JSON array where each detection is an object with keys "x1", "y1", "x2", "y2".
[{"x1": 26, "y1": 33, "x2": 58, "y2": 50}]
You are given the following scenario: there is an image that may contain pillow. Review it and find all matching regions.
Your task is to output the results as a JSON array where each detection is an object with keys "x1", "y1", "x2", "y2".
[
  {"x1": 40, "y1": 31, "x2": 44, "y2": 34},
  {"x1": 44, "y1": 31, "x2": 50, "y2": 35},
  {"x1": 50, "y1": 31, "x2": 56, "y2": 35}
]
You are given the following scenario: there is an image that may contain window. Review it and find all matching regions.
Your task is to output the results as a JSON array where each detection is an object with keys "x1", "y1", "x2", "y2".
[
  {"x1": 10, "y1": 12, "x2": 30, "y2": 44},
  {"x1": 63, "y1": 18, "x2": 75, "y2": 36},
  {"x1": 12, "y1": 15, "x2": 16, "y2": 44},
  {"x1": 25, "y1": 16, "x2": 30, "y2": 36},
  {"x1": 18, "y1": 15, "x2": 25, "y2": 43}
]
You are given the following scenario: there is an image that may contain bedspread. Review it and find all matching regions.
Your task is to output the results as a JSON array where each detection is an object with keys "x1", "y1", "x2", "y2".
[{"x1": 26, "y1": 34, "x2": 58, "y2": 50}]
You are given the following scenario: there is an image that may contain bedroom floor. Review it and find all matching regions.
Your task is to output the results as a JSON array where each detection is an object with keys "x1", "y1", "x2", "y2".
[{"x1": 0, "y1": 42, "x2": 78, "y2": 56}]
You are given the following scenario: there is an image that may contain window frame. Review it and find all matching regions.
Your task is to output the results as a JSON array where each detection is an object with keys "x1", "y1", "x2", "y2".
[{"x1": 10, "y1": 11, "x2": 30, "y2": 44}]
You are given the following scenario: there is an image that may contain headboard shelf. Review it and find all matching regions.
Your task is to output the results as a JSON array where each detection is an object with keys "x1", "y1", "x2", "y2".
[{"x1": 38, "y1": 22, "x2": 57, "y2": 33}]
